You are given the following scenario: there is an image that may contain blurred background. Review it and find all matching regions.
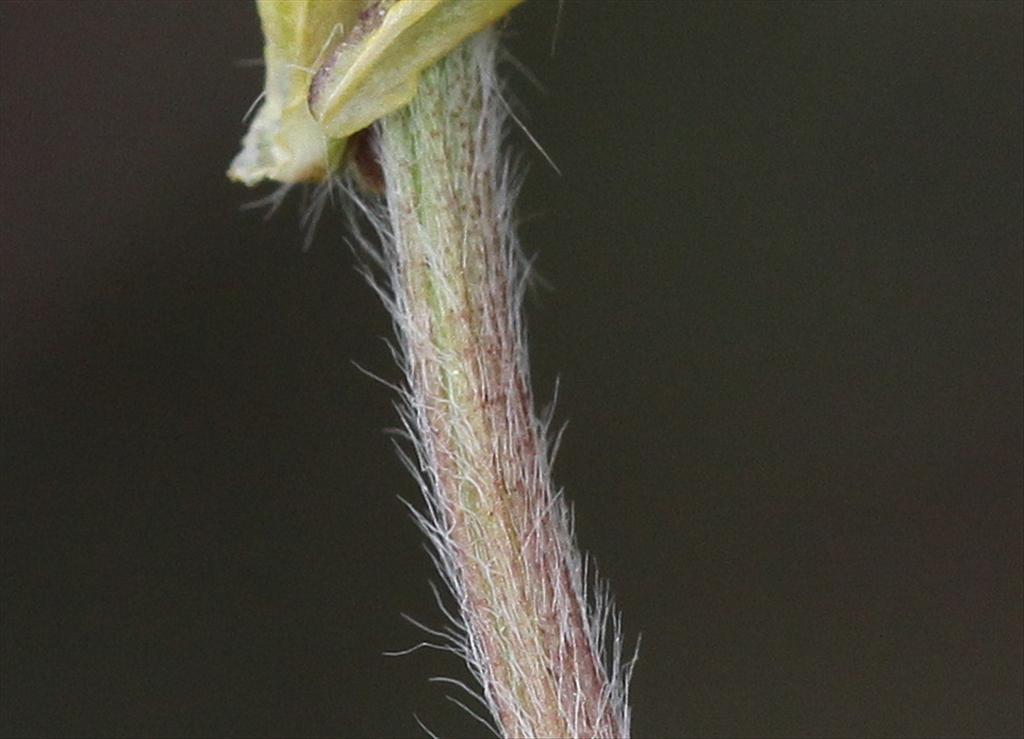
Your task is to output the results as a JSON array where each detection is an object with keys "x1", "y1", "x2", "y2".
[{"x1": 2, "y1": 1, "x2": 1021, "y2": 737}]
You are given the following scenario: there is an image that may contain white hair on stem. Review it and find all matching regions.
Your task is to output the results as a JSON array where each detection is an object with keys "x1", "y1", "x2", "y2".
[{"x1": 346, "y1": 29, "x2": 634, "y2": 739}]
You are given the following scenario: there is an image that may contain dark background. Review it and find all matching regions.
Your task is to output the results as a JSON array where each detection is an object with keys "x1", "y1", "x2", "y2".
[{"x1": 2, "y1": 1, "x2": 1021, "y2": 737}]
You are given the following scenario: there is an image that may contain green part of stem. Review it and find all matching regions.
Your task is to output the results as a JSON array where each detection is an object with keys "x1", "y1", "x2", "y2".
[{"x1": 374, "y1": 30, "x2": 631, "y2": 739}]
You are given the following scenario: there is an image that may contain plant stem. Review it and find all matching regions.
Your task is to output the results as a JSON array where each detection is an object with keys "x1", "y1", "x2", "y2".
[{"x1": 362, "y1": 29, "x2": 632, "y2": 738}]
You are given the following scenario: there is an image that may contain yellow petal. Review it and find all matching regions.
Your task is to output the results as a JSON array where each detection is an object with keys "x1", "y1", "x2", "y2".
[
  {"x1": 229, "y1": 0, "x2": 370, "y2": 186},
  {"x1": 308, "y1": 0, "x2": 523, "y2": 140}
]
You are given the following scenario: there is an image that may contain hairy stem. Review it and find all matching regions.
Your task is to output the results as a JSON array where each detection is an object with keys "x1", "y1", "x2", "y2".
[{"x1": 361, "y1": 30, "x2": 632, "y2": 738}]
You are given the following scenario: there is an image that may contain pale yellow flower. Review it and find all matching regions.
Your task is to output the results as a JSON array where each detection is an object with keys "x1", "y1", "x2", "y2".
[{"x1": 228, "y1": 0, "x2": 522, "y2": 186}]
